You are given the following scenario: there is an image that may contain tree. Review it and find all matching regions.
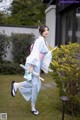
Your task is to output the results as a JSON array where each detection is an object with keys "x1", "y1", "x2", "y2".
[
  {"x1": 0, "y1": 0, "x2": 47, "y2": 26},
  {"x1": 0, "y1": 12, "x2": 6, "y2": 24}
]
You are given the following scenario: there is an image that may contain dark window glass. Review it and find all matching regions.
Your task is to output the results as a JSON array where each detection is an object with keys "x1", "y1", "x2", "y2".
[
  {"x1": 76, "y1": 7, "x2": 80, "y2": 43},
  {"x1": 67, "y1": 11, "x2": 73, "y2": 43},
  {"x1": 61, "y1": 11, "x2": 73, "y2": 44}
]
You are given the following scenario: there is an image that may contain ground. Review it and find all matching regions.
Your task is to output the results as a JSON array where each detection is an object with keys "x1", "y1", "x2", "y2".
[{"x1": 0, "y1": 74, "x2": 80, "y2": 120}]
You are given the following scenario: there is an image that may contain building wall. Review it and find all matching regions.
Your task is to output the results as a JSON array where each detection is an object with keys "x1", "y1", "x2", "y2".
[
  {"x1": 0, "y1": 26, "x2": 39, "y2": 38},
  {"x1": 45, "y1": 5, "x2": 56, "y2": 47}
]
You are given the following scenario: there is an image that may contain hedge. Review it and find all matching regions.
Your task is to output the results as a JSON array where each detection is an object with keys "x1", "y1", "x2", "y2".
[{"x1": 51, "y1": 43, "x2": 80, "y2": 114}]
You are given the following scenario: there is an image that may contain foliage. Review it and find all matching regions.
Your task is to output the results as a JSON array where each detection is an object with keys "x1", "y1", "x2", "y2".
[
  {"x1": 11, "y1": 33, "x2": 35, "y2": 64},
  {"x1": 0, "y1": 0, "x2": 47, "y2": 26},
  {"x1": 0, "y1": 12, "x2": 6, "y2": 24},
  {"x1": 0, "y1": 33, "x2": 10, "y2": 62},
  {"x1": 51, "y1": 43, "x2": 80, "y2": 114},
  {"x1": 0, "y1": 61, "x2": 23, "y2": 74}
]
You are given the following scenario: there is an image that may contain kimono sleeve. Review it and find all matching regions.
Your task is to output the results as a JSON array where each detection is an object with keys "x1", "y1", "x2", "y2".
[
  {"x1": 41, "y1": 51, "x2": 52, "y2": 73},
  {"x1": 26, "y1": 38, "x2": 43, "y2": 67}
]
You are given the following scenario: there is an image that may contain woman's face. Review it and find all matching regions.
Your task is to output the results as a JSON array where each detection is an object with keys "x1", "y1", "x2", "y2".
[{"x1": 42, "y1": 27, "x2": 49, "y2": 38}]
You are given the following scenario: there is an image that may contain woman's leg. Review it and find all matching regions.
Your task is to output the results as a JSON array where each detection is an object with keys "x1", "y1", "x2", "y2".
[
  {"x1": 11, "y1": 80, "x2": 32, "y2": 101},
  {"x1": 31, "y1": 76, "x2": 41, "y2": 112}
]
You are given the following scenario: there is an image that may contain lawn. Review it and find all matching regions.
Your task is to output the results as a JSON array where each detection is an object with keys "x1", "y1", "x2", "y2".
[{"x1": 0, "y1": 74, "x2": 80, "y2": 120}]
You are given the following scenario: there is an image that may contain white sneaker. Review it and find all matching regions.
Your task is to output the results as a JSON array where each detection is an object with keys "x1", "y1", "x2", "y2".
[{"x1": 31, "y1": 110, "x2": 39, "y2": 115}]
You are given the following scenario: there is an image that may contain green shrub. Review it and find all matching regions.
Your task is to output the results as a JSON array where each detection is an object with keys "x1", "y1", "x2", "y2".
[
  {"x1": 0, "y1": 33, "x2": 10, "y2": 62},
  {"x1": 11, "y1": 33, "x2": 35, "y2": 64},
  {"x1": 51, "y1": 43, "x2": 80, "y2": 114},
  {"x1": 0, "y1": 61, "x2": 23, "y2": 75}
]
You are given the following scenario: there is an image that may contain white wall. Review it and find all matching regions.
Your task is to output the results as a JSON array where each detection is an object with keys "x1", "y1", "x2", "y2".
[
  {"x1": 0, "y1": 26, "x2": 39, "y2": 38},
  {"x1": 45, "y1": 5, "x2": 56, "y2": 47}
]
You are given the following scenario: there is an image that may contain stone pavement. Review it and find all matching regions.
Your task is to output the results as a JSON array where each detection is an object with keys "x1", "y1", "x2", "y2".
[{"x1": 41, "y1": 82, "x2": 56, "y2": 90}]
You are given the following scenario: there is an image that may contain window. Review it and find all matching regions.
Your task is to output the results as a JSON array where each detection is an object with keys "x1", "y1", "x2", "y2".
[
  {"x1": 76, "y1": 7, "x2": 80, "y2": 43},
  {"x1": 61, "y1": 11, "x2": 73, "y2": 44}
]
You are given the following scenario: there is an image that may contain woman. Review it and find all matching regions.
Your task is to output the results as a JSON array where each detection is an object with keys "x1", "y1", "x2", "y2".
[{"x1": 11, "y1": 25, "x2": 52, "y2": 115}]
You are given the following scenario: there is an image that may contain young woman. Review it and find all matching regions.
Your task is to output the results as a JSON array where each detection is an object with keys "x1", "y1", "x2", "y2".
[{"x1": 11, "y1": 25, "x2": 52, "y2": 115}]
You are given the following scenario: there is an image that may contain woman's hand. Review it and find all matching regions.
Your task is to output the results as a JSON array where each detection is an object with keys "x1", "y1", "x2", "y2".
[
  {"x1": 51, "y1": 46, "x2": 58, "y2": 52},
  {"x1": 29, "y1": 65, "x2": 34, "y2": 72}
]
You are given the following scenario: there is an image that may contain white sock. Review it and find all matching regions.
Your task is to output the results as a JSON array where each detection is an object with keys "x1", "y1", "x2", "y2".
[
  {"x1": 31, "y1": 105, "x2": 36, "y2": 111},
  {"x1": 14, "y1": 83, "x2": 18, "y2": 92}
]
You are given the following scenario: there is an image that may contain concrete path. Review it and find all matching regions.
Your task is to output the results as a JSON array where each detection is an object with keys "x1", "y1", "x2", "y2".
[{"x1": 41, "y1": 82, "x2": 56, "y2": 90}]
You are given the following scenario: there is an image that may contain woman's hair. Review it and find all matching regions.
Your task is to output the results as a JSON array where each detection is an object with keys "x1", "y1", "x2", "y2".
[{"x1": 39, "y1": 25, "x2": 49, "y2": 35}]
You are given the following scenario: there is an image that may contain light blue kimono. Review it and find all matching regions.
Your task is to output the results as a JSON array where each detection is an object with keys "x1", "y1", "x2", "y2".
[{"x1": 18, "y1": 36, "x2": 52, "y2": 106}]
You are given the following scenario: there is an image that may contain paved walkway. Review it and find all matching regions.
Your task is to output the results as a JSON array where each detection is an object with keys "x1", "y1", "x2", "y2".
[{"x1": 41, "y1": 82, "x2": 56, "y2": 90}]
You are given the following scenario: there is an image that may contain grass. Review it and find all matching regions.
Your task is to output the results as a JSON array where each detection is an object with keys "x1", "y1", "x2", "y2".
[{"x1": 0, "y1": 74, "x2": 80, "y2": 120}]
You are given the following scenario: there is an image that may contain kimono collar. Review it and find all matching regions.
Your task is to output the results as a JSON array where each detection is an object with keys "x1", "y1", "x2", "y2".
[
  {"x1": 39, "y1": 35, "x2": 48, "y2": 46},
  {"x1": 39, "y1": 35, "x2": 44, "y2": 40},
  {"x1": 39, "y1": 35, "x2": 47, "y2": 43}
]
